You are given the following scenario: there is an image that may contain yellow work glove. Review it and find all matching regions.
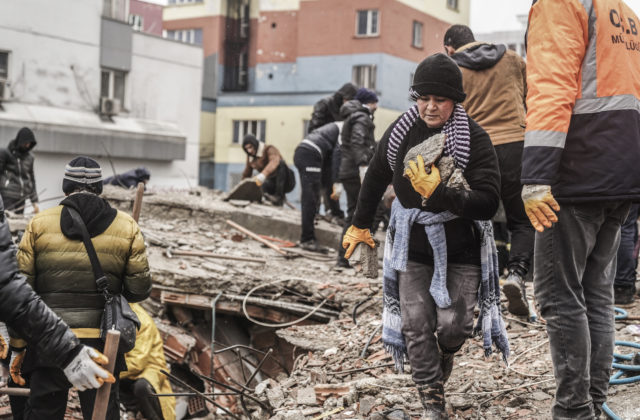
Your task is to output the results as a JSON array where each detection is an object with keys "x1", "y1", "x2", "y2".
[
  {"x1": 0, "y1": 335, "x2": 7, "y2": 360},
  {"x1": 404, "y1": 155, "x2": 441, "y2": 199},
  {"x1": 330, "y1": 183, "x2": 343, "y2": 201},
  {"x1": 10, "y1": 349, "x2": 26, "y2": 386},
  {"x1": 253, "y1": 173, "x2": 266, "y2": 187},
  {"x1": 342, "y1": 225, "x2": 376, "y2": 259},
  {"x1": 521, "y1": 184, "x2": 560, "y2": 232}
]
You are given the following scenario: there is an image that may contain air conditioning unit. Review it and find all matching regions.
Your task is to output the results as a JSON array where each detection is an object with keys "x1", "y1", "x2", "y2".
[{"x1": 100, "y1": 97, "x2": 121, "y2": 116}]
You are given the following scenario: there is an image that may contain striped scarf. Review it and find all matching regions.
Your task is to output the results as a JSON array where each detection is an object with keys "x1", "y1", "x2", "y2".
[{"x1": 387, "y1": 103, "x2": 471, "y2": 172}]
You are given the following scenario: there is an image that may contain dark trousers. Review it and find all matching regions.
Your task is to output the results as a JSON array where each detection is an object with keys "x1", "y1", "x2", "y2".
[
  {"x1": 22, "y1": 366, "x2": 121, "y2": 420},
  {"x1": 120, "y1": 378, "x2": 163, "y2": 420},
  {"x1": 495, "y1": 142, "x2": 535, "y2": 274},
  {"x1": 294, "y1": 147, "x2": 323, "y2": 242},
  {"x1": 398, "y1": 261, "x2": 480, "y2": 384},
  {"x1": 262, "y1": 161, "x2": 295, "y2": 204},
  {"x1": 320, "y1": 164, "x2": 343, "y2": 219},
  {"x1": 534, "y1": 201, "x2": 630, "y2": 419},
  {"x1": 2, "y1": 196, "x2": 25, "y2": 214},
  {"x1": 614, "y1": 203, "x2": 640, "y2": 288},
  {"x1": 337, "y1": 176, "x2": 362, "y2": 259}
]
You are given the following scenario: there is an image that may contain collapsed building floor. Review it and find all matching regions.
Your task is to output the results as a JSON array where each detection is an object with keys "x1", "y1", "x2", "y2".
[{"x1": 3, "y1": 185, "x2": 640, "y2": 419}]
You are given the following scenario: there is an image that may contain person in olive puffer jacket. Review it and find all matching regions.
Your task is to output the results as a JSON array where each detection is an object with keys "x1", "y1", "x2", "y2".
[
  {"x1": 0, "y1": 127, "x2": 39, "y2": 214},
  {"x1": 335, "y1": 87, "x2": 378, "y2": 267},
  {"x1": 11, "y1": 156, "x2": 151, "y2": 420}
]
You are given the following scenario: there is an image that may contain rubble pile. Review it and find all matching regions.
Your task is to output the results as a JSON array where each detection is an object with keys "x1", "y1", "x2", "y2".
[{"x1": 3, "y1": 186, "x2": 640, "y2": 419}]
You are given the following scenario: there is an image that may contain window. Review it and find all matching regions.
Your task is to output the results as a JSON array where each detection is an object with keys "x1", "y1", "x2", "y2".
[
  {"x1": 103, "y1": 0, "x2": 128, "y2": 21},
  {"x1": 412, "y1": 21, "x2": 423, "y2": 48},
  {"x1": 168, "y1": 0, "x2": 203, "y2": 4},
  {"x1": 232, "y1": 120, "x2": 266, "y2": 144},
  {"x1": 356, "y1": 10, "x2": 379, "y2": 37},
  {"x1": 101, "y1": 68, "x2": 126, "y2": 105},
  {"x1": 0, "y1": 51, "x2": 8, "y2": 100},
  {"x1": 129, "y1": 14, "x2": 143, "y2": 31},
  {"x1": 447, "y1": 0, "x2": 459, "y2": 11},
  {"x1": 352, "y1": 65, "x2": 377, "y2": 90},
  {"x1": 165, "y1": 29, "x2": 203, "y2": 45}
]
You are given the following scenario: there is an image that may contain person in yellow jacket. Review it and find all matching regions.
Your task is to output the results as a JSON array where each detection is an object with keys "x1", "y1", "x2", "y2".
[
  {"x1": 10, "y1": 156, "x2": 151, "y2": 420},
  {"x1": 523, "y1": 1, "x2": 640, "y2": 418},
  {"x1": 120, "y1": 303, "x2": 175, "y2": 420}
]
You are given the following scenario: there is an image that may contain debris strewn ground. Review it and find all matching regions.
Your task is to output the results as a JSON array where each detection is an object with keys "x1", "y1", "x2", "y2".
[{"x1": 3, "y1": 185, "x2": 640, "y2": 419}]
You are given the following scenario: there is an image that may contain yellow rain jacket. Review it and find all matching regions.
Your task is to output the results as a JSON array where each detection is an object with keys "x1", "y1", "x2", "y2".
[{"x1": 120, "y1": 303, "x2": 175, "y2": 420}]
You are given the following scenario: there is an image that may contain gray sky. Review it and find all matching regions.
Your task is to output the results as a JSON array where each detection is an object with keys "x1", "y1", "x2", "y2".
[{"x1": 471, "y1": 0, "x2": 640, "y2": 33}]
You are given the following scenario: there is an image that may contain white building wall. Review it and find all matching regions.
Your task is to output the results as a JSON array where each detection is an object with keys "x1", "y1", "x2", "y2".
[{"x1": 0, "y1": 0, "x2": 203, "y2": 208}]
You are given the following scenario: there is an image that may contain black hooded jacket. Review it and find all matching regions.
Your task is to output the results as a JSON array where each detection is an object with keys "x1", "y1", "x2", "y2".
[
  {"x1": 338, "y1": 100, "x2": 376, "y2": 180},
  {"x1": 308, "y1": 83, "x2": 358, "y2": 133},
  {"x1": 103, "y1": 167, "x2": 151, "y2": 189},
  {"x1": 0, "y1": 131, "x2": 38, "y2": 206},
  {"x1": 0, "y1": 196, "x2": 81, "y2": 366}
]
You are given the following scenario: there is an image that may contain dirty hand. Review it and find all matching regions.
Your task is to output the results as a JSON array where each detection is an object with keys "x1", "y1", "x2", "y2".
[
  {"x1": 330, "y1": 183, "x2": 343, "y2": 200},
  {"x1": 342, "y1": 225, "x2": 376, "y2": 259},
  {"x1": 32, "y1": 203, "x2": 39, "y2": 214},
  {"x1": 0, "y1": 335, "x2": 7, "y2": 360},
  {"x1": 521, "y1": 184, "x2": 560, "y2": 232},
  {"x1": 253, "y1": 173, "x2": 266, "y2": 186},
  {"x1": 10, "y1": 350, "x2": 26, "y2": 386},
  {"x1": 404, "y1": 155, "x2": 441, "y2": 199},
  {"x1": 63, "y1": 345, "x2": 115, "y2": 391}
]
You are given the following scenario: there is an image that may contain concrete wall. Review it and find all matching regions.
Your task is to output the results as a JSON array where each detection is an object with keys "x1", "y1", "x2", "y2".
[{"x1": 129, "y1": 31, "x2": 203, "y2": 186}]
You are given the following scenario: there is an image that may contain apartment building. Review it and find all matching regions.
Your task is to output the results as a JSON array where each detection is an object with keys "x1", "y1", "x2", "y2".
[{"x1": 163, "y1": 0, "x2": 470, "y2": 191}]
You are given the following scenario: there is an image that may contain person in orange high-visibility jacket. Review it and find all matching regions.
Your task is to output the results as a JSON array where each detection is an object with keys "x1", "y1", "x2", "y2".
[
  {"x1": 120, "y1": 303, "x2": 175, "y2": 420},
  {"x1": 523, "y1": 1, "x2": 640, "y2": 418}
]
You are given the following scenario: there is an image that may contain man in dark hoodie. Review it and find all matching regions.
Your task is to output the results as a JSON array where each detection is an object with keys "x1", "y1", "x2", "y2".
[
  {"x1": 335, "y1": 87, "x2": 378, "y2": 268},
  {"x1": 0, "y1": 128, "x2": 39, "y2": 214},
  {"x1": 103, "y1": 167, "x2": 151, "y2": 189},
  {"x1": 445, "y1": 25, "x2": 532, "y2": 317}
]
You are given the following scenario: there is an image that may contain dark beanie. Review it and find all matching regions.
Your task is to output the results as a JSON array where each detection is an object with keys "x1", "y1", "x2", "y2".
[
  {"x1": 355, "y1": 87, "x2": 378, "y2": 104},
  {"x1": 336, "y1": 83, "x2": 358, "y2": 101},
  {"x1": 62, "y1": 156, "x2": 103, "y2": 195},
  {"x1": 411, "y1": 53, "x2": 466, "y2": 102}
]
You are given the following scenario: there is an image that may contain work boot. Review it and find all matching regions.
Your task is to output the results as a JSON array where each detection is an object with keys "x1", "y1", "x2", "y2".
[
  {"x1": 502, "y1": 270, "x2": 529, "y2": 316},
  {"x1": 334, "y1": 257, "x2": 351, "y2": 269},
  {"x1": 416, "y1": 382, "x2": 448, "y2": 420},
  {"x1": 614, "y1": 285, "x2": 636, "y2": 305},
  {"x1": 440, "y1": 351, "x2": 455, "y2": 385},
  {"x1": 299, "y1": 239, "x2": 325, "y2": 254}
]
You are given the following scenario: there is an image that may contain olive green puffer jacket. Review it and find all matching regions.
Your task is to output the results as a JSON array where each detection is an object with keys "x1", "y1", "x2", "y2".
[{"x1": 16, "y1": 202, "x2": 151, "y2": 339}]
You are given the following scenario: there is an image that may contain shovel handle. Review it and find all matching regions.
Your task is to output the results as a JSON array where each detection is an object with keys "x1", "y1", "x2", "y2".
[{"x1": 91, "y1": 330, "x2": 120, "y2": 420}]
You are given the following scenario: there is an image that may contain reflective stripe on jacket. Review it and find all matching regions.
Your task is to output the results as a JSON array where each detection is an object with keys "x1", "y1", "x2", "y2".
[{"x1": 523, "y1": 0, "x2": 640, "y2": 201}]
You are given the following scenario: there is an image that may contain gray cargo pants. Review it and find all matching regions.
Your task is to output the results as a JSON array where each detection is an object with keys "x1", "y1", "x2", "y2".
[
  {"x1": 534, "y1": 201, "x2": 630, "y2": 420},
  {"x1": 399, "y1": 260, "x2": 480, "y2": 384}
]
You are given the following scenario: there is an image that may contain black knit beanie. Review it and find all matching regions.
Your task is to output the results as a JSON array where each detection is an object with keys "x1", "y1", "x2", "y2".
[
  {"x1": 355, "y1": 87, "x2": 379, "y2": 104},
  {"x1": 62, "y1": 156, "x2": 103, "y2": 195},
  {"x1": 411, "y1": 53, "x2": 466, "y2": 102}
]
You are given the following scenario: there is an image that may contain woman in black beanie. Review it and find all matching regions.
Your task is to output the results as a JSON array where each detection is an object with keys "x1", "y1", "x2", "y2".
[{"x1": 342, "y1": 53, "x2": 506, "y2": 419}]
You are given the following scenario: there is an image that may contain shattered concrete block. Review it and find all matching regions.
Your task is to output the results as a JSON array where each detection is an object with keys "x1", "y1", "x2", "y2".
[
  {"x1": 266, "y1": 384, "x2": 285, "y2": 409},
  {"x1": 255, "y1": 379, "x2": 271, "y2": 396},
  {"x1": 296, "y1": 386, "x2": 318, "y2": 406},
  {"x1": 449, "y1": 395, "x2": 472, "y2": 410},
  {"x1": 349, "y1": 242, "x2": 379, "y2": 279},
  {"x1": 358, "y1": 395, "x2": 376, "y2": 415},
  {"x1": 403, "y1": 133, "x2": 446, "y2": 171}
]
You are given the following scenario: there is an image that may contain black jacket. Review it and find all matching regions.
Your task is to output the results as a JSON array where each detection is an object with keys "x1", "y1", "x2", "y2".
[
  {"x1": 103, "y1": 167, "x2": 151, "y2": 189},
  {"x1": 298, "y1": 122, "x2": 343, "y2": 182},
  {"x1": 0, "y1": 196, "x2": 80, "y2": 366},
  {"x1": 352, "y1": 116, "x2": 500, "y2": 266},
  {"x1": 339, "y1": 100, "x2": 376, "y2": 180},
  {"x1": 0, "y1": 138, "x2": 38, "y2": 205},
  {"x1": 308, "y1": 94, "x2": 343, "y2": 133}
]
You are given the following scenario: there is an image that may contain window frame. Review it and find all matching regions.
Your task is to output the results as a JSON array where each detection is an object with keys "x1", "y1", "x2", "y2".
[
  {"x1": 100, "y1": 68, "x2": 127, "y2": 107},
  {"x1": 412, "y1": 21, "x2": 423, "y2": 48},
  {"x1": 232, "y1": 120, "x2": 266, "y2": 145},
  {"x1": 355, "y1": 9, "x2": 380, "y2": 37},
  {"x1": 0, "y1": 50, "x2": 8, "y2": 100},
  {"x1": 352, "y1": 64, "x2": 377, "y2": 91},
  {"x1": 129, "y1": 14, "x2": 143, "y2": 31},
  {"x1": 164, "y1": 28, "x2": 203, "y2": 45}
]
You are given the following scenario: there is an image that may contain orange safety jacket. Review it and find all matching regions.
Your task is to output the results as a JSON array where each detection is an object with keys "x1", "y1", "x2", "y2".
[{"x1": 523, "y1": 0, "x2": 640, "y2": 201}]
